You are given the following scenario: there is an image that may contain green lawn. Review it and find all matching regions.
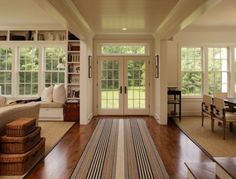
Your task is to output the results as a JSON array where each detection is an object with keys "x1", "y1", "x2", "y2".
[{"x1": 101, "y1": 87, "x2": 146, "y2": 109}]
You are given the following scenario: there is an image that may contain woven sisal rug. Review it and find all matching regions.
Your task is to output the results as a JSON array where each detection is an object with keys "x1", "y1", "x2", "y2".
[{"x1": 71, "y1": 119, "x2": 169, "y2": 179}]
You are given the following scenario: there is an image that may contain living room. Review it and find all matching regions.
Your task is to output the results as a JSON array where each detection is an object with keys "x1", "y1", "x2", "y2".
[{"x1": 0, "y1": 0, "x2": 236, "y2": 178}]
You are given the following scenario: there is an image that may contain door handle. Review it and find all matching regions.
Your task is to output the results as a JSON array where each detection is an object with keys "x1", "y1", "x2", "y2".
[
  {"x1": 120, "y1": 86, "x2": 122, "y2": 94},
  {"x1": 124, "y1": 86, "x2": 127, "y2": 94}
]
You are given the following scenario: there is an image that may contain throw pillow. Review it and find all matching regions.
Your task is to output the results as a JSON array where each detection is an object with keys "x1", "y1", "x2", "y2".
[
  {"x1": 41, "y1": 86, "x2": 53, "y2": 102},
  {"x1": 53, "y1": 84, "x2": 66, "y2": 103}
]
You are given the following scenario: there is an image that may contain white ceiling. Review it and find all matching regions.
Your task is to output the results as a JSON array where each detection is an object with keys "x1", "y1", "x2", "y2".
[
  {"x1": 189, "y1": 0, "x2": 236, "y2": 28},
  {"x1": 72, "y1": 0, "x2": 179, "y2": 35},
  {"x1": 0, "y1": 0, "x2": 61, "y2": 27},
  {"x1": 0, "y1": 0, "x2": 235, "y2": 36}
]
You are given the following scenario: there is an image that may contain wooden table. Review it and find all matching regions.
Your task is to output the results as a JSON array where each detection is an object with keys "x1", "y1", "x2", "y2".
[
  {"x1": 224, "y1": 98, "x2": 236, "y2": 112},
  {"x1": 224, "y1": 98, "x2": 236, "y2": 105}
]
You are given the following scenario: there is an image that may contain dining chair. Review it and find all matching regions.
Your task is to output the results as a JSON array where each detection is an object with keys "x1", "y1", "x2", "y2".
[
  {"x1": 211, "y1": 97, "x2": 236, "y2": 139},
  {"x1": 213, "y1": 92, "x2": 228, "y2": 99},
  {"x1": 201, "y1": 95, "x2": 213, "y2": 127}
]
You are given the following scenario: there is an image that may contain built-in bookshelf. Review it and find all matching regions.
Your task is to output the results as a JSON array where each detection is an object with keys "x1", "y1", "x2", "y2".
[
  {"x1": 0, "y1": 30, "x2": 67, "y2": 41},
  {"x1": 38, "y1": 30, "x2": 66, "y2": 41},
  {"x1": 67, "y1": 32, "x2": 80, "y2": 100},
  {"x1": 0, "y1": 31, "x2": 8, "y2": 41}
]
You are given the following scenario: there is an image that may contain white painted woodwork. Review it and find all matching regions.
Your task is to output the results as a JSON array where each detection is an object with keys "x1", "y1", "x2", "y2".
[
  {"x1": 39, "y1": 108, "x2": 64, "y2": 121},
  {"x1": 155, "y1": 0, "x2": 222, "y2": 40}
]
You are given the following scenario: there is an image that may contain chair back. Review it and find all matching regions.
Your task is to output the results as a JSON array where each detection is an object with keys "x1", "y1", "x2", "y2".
[
  {"x1": 213, "y1": 92, "x2": 227, "y2": 99},
  {"x1": 202, "y1": 95, "x2": 212, "y2": 113},
  {"x1": 213, "y1": 97, "x2": 225, "y2": 118}
]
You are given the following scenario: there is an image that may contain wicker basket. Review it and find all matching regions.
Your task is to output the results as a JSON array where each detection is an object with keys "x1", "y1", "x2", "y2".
[
  {"x1": 0, "y1": 137, "x2": 45, "y2": 175},
  {"x1": 5, "y1": 118, "x2": 36, "y2": 137},
  {"x1": 0, "y1": 127, "x2": 41, "y2": 154}
]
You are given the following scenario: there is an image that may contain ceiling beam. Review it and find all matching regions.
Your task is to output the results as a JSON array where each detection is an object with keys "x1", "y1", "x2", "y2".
[
  {"x1": 33, "y1": 0, "x2": 94, "y2": 42},
  {"x1": 154, "y1": 0, "x2": 222, "y2": 40}
]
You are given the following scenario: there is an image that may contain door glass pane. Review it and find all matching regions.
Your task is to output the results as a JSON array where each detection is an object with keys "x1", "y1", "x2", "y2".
[
  {"x1": 127, "y1": 60, "x2": 145, "y2": 109},
  {"x1": 101, "y1": 60, "x2": 119, "y2": 109}
]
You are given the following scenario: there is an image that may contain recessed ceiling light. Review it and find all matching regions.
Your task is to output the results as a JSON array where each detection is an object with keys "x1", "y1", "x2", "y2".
[{"x1": 122, "y1": 27, "x2": 127, "y2": 31}]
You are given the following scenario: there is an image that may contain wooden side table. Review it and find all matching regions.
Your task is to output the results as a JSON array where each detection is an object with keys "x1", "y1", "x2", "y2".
[{"x1": 63, "y1": 100, "x2": 80, "y2": 123}]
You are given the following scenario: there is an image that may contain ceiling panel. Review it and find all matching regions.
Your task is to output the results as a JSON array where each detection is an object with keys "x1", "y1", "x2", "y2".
[
  {"x1": 190, "y1": 0, "x2": 236, "y2": 27},
  {"x1": 0, "y1": 0, "x2": 60, "y2": 26},
  {"x1": 73, "y1": 0, "x2": 178, "y2": 34}
]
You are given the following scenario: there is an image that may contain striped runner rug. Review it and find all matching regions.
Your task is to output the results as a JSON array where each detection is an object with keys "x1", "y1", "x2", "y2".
[{"x1": 71, "y1": 119, "x2": 169, "y2": 179}]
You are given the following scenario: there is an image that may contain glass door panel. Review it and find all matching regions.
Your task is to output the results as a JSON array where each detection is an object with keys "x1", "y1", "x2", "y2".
[
  {"x1": 127, "y1": 60, "x2": 146, "y2": 109},
  {"x1": 98, "y1": 57, "x2": 123, "y2": 115},
  {"x1": 124, "y1": 57, "x2": 148, "y2": 115}
]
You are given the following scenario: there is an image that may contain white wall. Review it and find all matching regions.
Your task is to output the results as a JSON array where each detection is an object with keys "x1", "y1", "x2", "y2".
[
  {"x1": 80, "y1": 40, "x2": 93, "y2": 124},
  {"x1": 166, "y1": 29, "x2": 236, "y2": 116}
]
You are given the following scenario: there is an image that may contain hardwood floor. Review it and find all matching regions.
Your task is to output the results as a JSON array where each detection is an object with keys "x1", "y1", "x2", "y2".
[{"x1": 26, "y1": 117, "x2": 212, "y2": 179}]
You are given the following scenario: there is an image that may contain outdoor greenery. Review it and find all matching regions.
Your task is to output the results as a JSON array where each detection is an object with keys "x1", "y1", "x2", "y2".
[
  {"x1": 101, "y1": 45, "x2": 145, "y2": 55},
  {"x1": 207, "y1": 48, "x2": 228, "y2": 94},
  {"x1": 45, "y1": 48, "x2": 66, "y2": 86},
  {"x1": 181, "y1": 47, "x2": 228, "y2": 96},
  {"x1": 19, "y1": 47, "x2": 39, "y2": 95},
  {"x1": 0, "y1": 48, "x2": 12, "y2": 95},
  {"x1": 181, "y1": 47, "x2": 202, "y2": 96}
]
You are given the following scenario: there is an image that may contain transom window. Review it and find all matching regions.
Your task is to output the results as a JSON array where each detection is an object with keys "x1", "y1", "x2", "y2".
[
  {"x1": 0, "y1": 48, "x2": 12, "y2": 95},
  {"x1": 18, "y1": 47, "x2": 39, "y2": 95},
  {"x1": 181, "y1": 47, "x2": 202, "y2": 96},
  {"x1": 45, "y1": 47, "x2": 66, "y2": 87},
  {"x1": 100, "y1": 43, "x2": 148, "y2": 55}
]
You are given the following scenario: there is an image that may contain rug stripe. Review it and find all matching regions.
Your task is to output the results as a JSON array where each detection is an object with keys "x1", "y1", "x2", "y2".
[
  {"x1": 137, "y1": 120, "x2": 170, "y2": 179},
  {"x1": 115, "y1": 119, "x2": 125, "y2": 179},
  {"x1": 101, "y1": 120, "x2": 119, "y2": 179},
  {"x1": 86, "y1": 120, "x2": 112, "y2": 179},
  {"x1": 131, "y1": 120, "x2": 153, "y2": 179},
  {"x1": 124, "y1": 120, "x2": 139, "y2": 179}
]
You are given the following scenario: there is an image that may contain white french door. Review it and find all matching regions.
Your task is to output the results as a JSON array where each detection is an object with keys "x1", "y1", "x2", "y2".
[{"x1": 98, "y1": 56, "x2": 149, "y2": 115}]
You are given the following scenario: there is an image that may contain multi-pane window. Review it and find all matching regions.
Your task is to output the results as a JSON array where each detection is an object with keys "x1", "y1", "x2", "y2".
[
  {"x1": 181, "y1": 47, "x2": 202, "y2": 96},
  {"x1": 0, "y1": 48, "x2": 12, "y2": 95},
  {"x1": 208, "y1": 47, "x2": 228, "y2": 95},
  {"x1": 45, "y1": 48, "x2": 66, "y2": 87},
  {"x1": 18, "y1": 47, "x2": 39, "y2": 95}
]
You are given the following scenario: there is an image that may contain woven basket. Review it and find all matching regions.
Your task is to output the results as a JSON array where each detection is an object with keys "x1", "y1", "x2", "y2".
[
  {"x1": 0, "y1": 127, "x2": 41, "y2": 154},
  {"x1": 5, "y1": 118, "x2": 36, "y2": 137},
  {"x1": 0, "y1": 137, "x2": 45, "y2": 175}
]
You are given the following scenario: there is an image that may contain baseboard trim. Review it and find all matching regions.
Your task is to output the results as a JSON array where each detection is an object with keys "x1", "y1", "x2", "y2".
[{"x1": 182, "y1": 111, "x2": 201, "y2": 116}]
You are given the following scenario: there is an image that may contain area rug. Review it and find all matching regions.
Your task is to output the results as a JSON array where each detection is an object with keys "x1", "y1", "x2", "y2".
[
  {"x1": 71, "y1": 119, "x2": 169, "y2": 179},
  {"x1": 0, "y1": 121, "x2": 75, "y2": 179},
  {"x1": 174, "y1": 117, "x2": 236, "y2": 157}
]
